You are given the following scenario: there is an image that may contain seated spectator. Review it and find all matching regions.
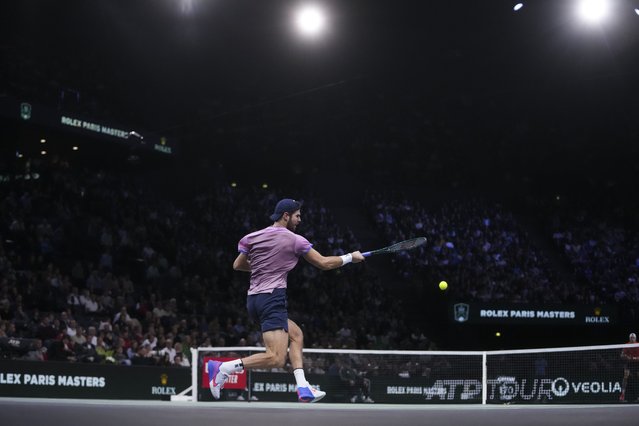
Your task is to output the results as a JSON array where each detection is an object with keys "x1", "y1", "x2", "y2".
[{"x1": 48, "y1": 335, "x2": 77, "y2": 362}]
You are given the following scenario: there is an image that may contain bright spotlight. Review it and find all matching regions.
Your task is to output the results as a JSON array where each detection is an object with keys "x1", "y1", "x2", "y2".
[
  {"x1": 295, "y1": 4, "x2": 327, "y2": 37},
  {"x1": 513, "y1": 3, "x2": 524, "y2": 12},
  {"x1": 635, "y1": 8, "x2": 639, "y2": 16},
  {"x1": 577, "y1": 0, "x2": 610, "y2": 24},
  {"x1": 180, "y1": 0, "x2": 195, "y2": 15}
]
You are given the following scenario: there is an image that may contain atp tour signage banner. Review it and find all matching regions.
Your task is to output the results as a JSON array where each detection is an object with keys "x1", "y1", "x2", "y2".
[
  {"x1": 376, "y1": 375, "x2": 622, "y2": 404},
  {"x1": 242, "y1": 369, "x2": 623, "y2": 404},
  {"x1": 0, "y1": 360, "x2": 189, "y2": 400},
  {"x1": 484, "y1": 376, "x2": 622, "y2": 404},
  {"x1": 451, "y1": 303, "x2": 617, "y2": 325},
  {"x1": 208, "y1": 371, "x2": 623, "y2": 404}
]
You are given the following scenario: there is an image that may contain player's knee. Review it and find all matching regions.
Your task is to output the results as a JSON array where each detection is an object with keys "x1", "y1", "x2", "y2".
[
  {"x1": 290, "y1": 326, "x2": 303, "y2": 343},
  {"x1": 265, "y1": 351, "x2": 287, "y2": 368},
  {"x1": 269, "y1": 352, "x2": 287, "y2": 368},
  {"x1": 275, "y1": 354, "x2": 287, "y2": 368}
]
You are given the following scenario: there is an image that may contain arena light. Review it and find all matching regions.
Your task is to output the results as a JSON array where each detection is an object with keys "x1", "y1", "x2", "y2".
[
  {"x1": 577, "y1": 0, "x2": 610, "y2": 24},
  {"x1": 635, "y1": 8, "x2": 639, "y2": 15},
  {"x1": 40, "y1": 138, "x2": 46, "y2": 144},
  {"x1": 180, "y1": 0, "x2": 195, "y2": 15},
  {"x1": 513, "y1": 3, "x2": 524, "y2": 12},
  {"x1": 72, "y1": 146, "x2": 79, "y2": 151},
  {"x1": 294, "y1": 4, "x2": 327, "y2": 37}
]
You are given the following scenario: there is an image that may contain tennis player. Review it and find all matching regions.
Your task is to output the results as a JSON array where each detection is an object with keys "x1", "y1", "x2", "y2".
[
  {"x1": 620, "y1": 332, "x2": 639, "y2": 402},
  {"x1": 207, "y1": 198, "x2": 364, "y2": 402}
]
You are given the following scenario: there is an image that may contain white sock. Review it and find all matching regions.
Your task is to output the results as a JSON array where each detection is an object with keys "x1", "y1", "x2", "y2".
[
  {"x1": 220, "y1": 359, "x2": 244, "y2": 374},
  {"x1": 293, "y1": 368, "x2": 308, "y2": 387}
]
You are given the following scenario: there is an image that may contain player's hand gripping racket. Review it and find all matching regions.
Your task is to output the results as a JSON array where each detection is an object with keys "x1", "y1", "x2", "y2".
[{"x1": 362, "y1": 237, "x2": 427, "y2": 257}]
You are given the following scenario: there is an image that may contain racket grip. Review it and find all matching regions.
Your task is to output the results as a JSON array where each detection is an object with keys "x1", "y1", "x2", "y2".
[{"x1": 362, "y1": 251, "x2": 372, "y2": 257}]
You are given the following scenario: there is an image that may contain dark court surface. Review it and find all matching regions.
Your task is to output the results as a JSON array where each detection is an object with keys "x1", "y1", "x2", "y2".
[{"x1": 1, "y1": 398, "x2": 639, "y2": 426}]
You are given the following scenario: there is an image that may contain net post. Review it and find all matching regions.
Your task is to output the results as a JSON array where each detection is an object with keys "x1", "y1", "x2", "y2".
[
  {"x1": 247, "y1": 349, "x2": 252, "y2": 402},
  {"x1": 191, "y1": 346, "x2": 198, "y2": 403},
  {"x1": 482, "y1": 351, "x2": 487, "y2": 405}
]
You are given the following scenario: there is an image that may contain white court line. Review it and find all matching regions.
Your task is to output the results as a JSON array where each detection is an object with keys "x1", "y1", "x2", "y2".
[{"x1": 1, "y1": 398, "x2": 638, "y2": 411}]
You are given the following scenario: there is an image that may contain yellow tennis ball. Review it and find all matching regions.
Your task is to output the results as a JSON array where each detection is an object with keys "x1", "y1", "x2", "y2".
[{"x1": 439, "y1": 281, "x2": 448, "y2": 291}]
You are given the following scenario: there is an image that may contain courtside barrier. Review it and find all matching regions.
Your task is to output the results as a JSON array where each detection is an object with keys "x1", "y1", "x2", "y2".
[{"x1": 0, "y1": 360, "x2": 190, "y2": 400}]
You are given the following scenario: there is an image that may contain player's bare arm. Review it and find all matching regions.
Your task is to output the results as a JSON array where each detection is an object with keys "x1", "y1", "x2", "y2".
[
  {"x1": 233, "y1": 253, "x2": 251, "y2": 272},
  {"x1": 303, "y1": 248, "x2": 364, "y2": 271}
]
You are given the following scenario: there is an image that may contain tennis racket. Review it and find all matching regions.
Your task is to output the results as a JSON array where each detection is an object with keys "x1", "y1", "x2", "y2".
[{"x1": 362, "y1": 237, "x2": 427, "y2": 257}]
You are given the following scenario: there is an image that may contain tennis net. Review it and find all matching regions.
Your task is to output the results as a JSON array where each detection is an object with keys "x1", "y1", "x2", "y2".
[{"x1": 185, "y1": 343, "x2": 639, "y2": 404}]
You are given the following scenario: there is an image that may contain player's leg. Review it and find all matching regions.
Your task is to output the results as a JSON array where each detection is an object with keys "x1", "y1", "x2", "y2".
[
  {"x1": 362, "y1": 377, "x2": 374, "y2": 403},
  {"x1": 208, "y1": 289, "x2": 290, "y2": 399},
  {"x1": 620, "y1": 368, "x2": 629, "y2": 401},
  {"x1": 241, "y1": 329, "x2": 289, "y2": 369},
  {"x1": 288, "y1": 319, "x2": 326, "y2": 403},
  {"x1": 207, "y1": 329, "x2": 288, "y2": 399},
  {"x1": 237, "y1": 288, "x2": 290, "y2": 369},
  {"x1": 288, "y1": 318, "x2": 304, "y2": 369}
]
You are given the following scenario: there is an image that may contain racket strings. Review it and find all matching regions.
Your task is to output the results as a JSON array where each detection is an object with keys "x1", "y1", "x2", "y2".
[{"x1": 389, "y1": 237, "x2": 427, "y2": 252}]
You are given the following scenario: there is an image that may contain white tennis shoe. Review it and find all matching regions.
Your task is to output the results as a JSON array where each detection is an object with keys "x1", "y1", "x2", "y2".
[
  {"x1": 207, "y1": 360, "x2": 229, "y2": 400},
  {"x1": 297, "y1": 384, "x2": 326, "y2": 403}
]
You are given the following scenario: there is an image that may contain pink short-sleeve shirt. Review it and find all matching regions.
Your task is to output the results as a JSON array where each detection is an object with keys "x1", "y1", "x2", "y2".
[{"x1": 238, "y1": 226, "x2": 313, "y2": 295}]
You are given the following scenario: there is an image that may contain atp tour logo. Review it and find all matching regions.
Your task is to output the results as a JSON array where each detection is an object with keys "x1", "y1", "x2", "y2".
[
  {"x1": 454, "y1": 304, "x2": 469, "y2": 322},
  {"x1": 488, "y1": 377, "x2": 621, "y2": 401}
]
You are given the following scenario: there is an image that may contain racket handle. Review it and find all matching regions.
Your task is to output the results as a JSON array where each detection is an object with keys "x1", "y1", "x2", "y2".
[{"x1": 362, "y1": 251, "x2": 372, "y2": 257}]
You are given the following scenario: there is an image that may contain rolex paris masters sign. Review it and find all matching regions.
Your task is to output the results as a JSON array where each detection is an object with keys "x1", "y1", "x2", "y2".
[{"x1": 451, "y1": 303, "x2": 614, "y2": 325}]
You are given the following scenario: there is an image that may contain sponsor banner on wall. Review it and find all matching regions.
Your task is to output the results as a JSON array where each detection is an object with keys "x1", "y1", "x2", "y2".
[
  {"x1": 201, "y1": 357, "x2": 247, "y2": 390},
  {"x1": 375, "y1": 377, "x2": 483, "y2": 404},
  {"x1": 248, "y1": 375, "x2": 622, "y2": 405},
  {"x1": 0, "y1": 360, "x2": 190, "y2": 400},
  {"x1": 451, "y1": 303, "x2": 617, "y2": 325},
  {"x1": 198, "y1": 372, "x2": 331, "y2": 402},
  {"x1": 204, "y1": 372, "x2": 485, "y2": 404},
  {"x1": 236, "y1": 373, "x2": 623, "y2": 404},
  {"x1": 485, "y1": 376, "x2": 622, "y2": 404},
  {"x1": 0, "y1": 95, "x2": 176, "y2": 155}
]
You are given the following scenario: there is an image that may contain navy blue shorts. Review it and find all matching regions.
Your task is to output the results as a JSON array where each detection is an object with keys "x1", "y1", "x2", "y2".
[{"x1": 247, "y1": 288, "x2": 289, "y2": 333}]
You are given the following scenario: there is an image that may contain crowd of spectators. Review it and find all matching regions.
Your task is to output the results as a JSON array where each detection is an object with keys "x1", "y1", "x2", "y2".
[
  {"x1": 0, "y1": 155, "x2": 426, "y2": 367},
  {"x1": 3, "y1": 148, "x2": 639, "y2": 367},
  {"x1": 549, "y1": 209, "x2": 639, "y2": 320},
  {"x1": 364, "y1": 189, "x2": 639, "y2": 320},
  {"x1": 365, "y1": 191, "x2": 569, "y2": 304}
]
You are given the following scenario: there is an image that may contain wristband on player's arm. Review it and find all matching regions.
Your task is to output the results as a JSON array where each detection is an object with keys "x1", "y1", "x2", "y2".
[{"x1": 340, "y1": 253, "x2": 353, "y2": 266}]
